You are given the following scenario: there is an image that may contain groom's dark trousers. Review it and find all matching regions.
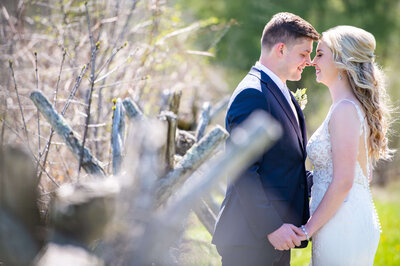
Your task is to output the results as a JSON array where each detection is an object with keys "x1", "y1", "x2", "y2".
[
  {"x1": 216, "y1": 245, "x2": 290, "y2": 266},
  {"x1": 212, "y1": 66, "x2": 312, "y2": 265}
]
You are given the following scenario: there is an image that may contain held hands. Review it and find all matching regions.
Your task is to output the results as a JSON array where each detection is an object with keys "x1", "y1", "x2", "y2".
[
  {"x1": 267, "y1": 223, "x2": 306, "y2": 250},
  {"x1": 297, "y1": 232, "x2": 308, "y2": 242}
]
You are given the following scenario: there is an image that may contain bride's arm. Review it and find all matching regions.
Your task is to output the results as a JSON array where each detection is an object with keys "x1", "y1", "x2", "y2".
[{"x1": 304, "y1": 102, "x2": 361, "y2": 237}]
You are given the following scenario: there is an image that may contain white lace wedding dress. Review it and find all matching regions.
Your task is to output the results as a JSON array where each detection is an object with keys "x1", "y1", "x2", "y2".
[{"x1": 307, "y1": 99, "x2": 381, "y2": 266}]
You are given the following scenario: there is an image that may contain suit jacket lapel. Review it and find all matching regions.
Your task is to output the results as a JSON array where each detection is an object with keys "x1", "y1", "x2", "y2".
[
  {"x1": 249, "y1": 67, "x2": 304, "y2": 150},
  {"x1": 290, "y1": 92, "x2": 307, "y2": 153}
]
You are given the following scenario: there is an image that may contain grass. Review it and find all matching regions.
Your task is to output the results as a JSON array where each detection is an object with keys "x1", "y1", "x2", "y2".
[
  {"x1": 370, "y1": 180, "x2": 400, "y2": 265},
  {"x1": 178, "y1": 212, "x2": 221, "y2": 265},
  {"x1": 179, "y1": 180, "x2": 400, "y2": 265}
]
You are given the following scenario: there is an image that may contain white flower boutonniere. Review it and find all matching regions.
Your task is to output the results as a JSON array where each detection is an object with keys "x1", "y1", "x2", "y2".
[{"x1": 292, "y1": 88, "x2": 308, "y2": 110}]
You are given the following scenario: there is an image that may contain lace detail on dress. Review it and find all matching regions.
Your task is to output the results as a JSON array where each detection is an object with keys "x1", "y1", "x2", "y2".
[
  {"x1": 307, "y1": 99, "x2": 381, "y2": 266},
  {"x1": 308, "y1": 100, "x2": 376, "y2": 209}
]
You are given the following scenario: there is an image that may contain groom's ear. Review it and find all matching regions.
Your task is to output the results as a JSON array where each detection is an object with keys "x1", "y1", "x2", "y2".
[{"x1": 275, "y1": 43, "x2": 286, "y2": 58}]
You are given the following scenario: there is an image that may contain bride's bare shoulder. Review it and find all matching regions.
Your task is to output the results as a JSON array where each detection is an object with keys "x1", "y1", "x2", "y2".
[{"x1": 328, "y1": 100, "x2": 361, "y2": 137}]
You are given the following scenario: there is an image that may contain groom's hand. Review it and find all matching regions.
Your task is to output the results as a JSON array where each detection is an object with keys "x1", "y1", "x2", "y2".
[{"x1": 267, "y1": 224, "x2": 305, "y2": 250}]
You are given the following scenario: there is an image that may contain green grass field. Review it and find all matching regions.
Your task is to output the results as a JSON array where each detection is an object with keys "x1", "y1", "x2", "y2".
[{"x1": 179, "y1": 180, "x2": 400, "y2": 265}]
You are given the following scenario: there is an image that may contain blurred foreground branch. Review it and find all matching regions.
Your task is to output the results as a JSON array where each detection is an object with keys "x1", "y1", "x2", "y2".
[
  {"x1": 135, "y1": 111, "x2": 282, "y2": 264},
  {"x1": 155, "y1": 125, "x2": 229, "y2": 207}
]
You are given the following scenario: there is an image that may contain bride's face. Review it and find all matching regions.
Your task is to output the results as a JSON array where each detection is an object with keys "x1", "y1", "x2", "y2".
[{"x1": 312, "y1": 41, "x2": 339, "y2": 85}]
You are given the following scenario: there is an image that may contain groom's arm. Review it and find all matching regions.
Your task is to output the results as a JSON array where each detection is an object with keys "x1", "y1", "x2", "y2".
[{"x1": 227, "y1": 89, "x2": 283, "y2": 239}]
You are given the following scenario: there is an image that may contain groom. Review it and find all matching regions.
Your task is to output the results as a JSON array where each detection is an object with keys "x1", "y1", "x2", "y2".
[{"x1": 212, "y1": 13, "x2": 319, "y2": 265}]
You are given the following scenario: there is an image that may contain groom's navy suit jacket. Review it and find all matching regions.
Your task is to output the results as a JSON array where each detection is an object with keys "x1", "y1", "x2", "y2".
[{"x1": 212, "y1": 66, "x2": 311, "y2": 251}]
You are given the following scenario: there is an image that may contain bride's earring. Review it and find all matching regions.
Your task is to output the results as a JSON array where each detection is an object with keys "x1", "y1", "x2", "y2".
[{"x1": 338, "y1": 72, "x2": 342, "y2": 80}]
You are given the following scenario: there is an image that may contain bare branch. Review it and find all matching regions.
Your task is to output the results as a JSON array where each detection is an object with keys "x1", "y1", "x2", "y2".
[
  {"x1": 53, "y1": 48, "x2": 67, "y2": 109},
  {"x1": 61, "y1": 64, "x2": 89, "y2": 116},
  {"x1": 34, "y1": 51, "x2": 41, "y2": 154},
  {"x1": 79, "y1": 2, "x2": 100, "y2": 177},
  {"x1": 93, "y1": 0, "x2": 138, "y2": 158},
  {"x1": 9, "y1": 60, "x2": 30, "y2": 147},
  {"x1": 37, "y1": 49, "x2": 78, "y2": 182},
  {"x1": 95, "y1": 41, "x2": 127, "y2": 81}
]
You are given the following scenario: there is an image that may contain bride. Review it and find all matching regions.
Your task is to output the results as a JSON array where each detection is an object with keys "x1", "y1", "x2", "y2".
[{"x1": 301, "y1": 25, "x2": 393, "y2": 265}]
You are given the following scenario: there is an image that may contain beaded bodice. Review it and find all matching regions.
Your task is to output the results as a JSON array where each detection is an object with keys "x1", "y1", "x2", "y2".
[{"x1": 307, "y1": 99, "x2": 372, "y2": 213}]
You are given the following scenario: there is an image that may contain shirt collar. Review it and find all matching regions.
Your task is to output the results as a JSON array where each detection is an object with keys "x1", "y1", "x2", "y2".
[{"x1": 255, "y1": 61, "x2": 287, "y2": 91}]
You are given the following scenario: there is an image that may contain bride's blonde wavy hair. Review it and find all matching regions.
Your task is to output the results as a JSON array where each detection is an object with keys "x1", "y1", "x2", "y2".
[{"x1": 322, "y1": 25, "x2": 393, "y2": 164}]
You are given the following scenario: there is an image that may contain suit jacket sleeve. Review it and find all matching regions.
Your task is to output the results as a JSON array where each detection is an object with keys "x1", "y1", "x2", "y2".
[
  {"x1": 306, "y1": 170, "x2": 313, "y2": 198},
  {"x1": 226, "y1": 89, "x2": 283, "y2": 239}
]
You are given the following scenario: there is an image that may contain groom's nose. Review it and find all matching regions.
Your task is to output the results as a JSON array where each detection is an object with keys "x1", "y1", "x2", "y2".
[{"x1": 305, "y1": 57, "x2": 312, "y2": 66}]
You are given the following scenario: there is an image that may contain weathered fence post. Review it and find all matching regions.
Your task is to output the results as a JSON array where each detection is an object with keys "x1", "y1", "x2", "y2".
[
  {"x1": 195, "y1": 102, "x2": 212, "y2": 141},
  {"x1": 169, "y1": 89, "x2": 182, "y2": 114},
  {"x1": 159, "y1": 111, "x2": 177, "y2": 171},
  {"x1": 209, "y1": 95, "x2": 230, "y2": 122},
  {"x1": 111, "y1": 99, "x2": 125, "y2": 175},
  {"x1": 123, "y1": 98, "x2": 143, "y2": 120},
  {"x1": 175, "y1": 130, "x2": 196, "y2": 156},
  {"x1": 30, "y1": 91, "x2": 105, "y2": 176}
]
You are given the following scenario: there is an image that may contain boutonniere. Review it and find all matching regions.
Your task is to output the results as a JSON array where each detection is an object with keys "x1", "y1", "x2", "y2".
[{"x1": 292, "y1": 88, "x2": 308, "y2": 110}]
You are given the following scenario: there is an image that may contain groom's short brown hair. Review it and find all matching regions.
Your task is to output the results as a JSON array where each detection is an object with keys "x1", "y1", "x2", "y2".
[{"x1": 261, "y1": 12, "x2": 319, "y2": 50}]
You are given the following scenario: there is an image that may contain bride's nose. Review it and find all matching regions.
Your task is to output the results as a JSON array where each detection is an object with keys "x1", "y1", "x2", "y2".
[{"x1": 311, "y1": 57, "x2": 317, "y2": 66}]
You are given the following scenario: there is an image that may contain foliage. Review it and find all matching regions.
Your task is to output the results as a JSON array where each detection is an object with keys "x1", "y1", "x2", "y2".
[
  {"x1": 176, "y1": 0, "x2": 400, "y2": 70},
  {"x1": 176, "y1": 0, "x2": 400, "y2": 181}
]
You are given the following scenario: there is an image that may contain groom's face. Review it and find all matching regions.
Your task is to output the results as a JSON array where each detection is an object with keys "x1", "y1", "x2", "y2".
[{"x1": 282, "y1": 38, "x2": 313, "y2": 81}]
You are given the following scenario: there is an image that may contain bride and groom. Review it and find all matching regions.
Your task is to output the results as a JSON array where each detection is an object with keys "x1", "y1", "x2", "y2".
[{"x1": 212, "y1": 12, "x2": 391, "y2": 265}]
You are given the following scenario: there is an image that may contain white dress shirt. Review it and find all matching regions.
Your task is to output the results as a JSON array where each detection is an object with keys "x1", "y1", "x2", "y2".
[{"x1": 255, "y1": 61, "x2": 299, "y2": 125}]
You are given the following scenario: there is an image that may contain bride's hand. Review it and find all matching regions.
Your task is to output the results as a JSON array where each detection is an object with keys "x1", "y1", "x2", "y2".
[
  {"x1": 297, "y1": 225, "x2": 312, "y2": 241},
  {"x1": 297, "y1": 229, "x2": 308, "y2": 241}
]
